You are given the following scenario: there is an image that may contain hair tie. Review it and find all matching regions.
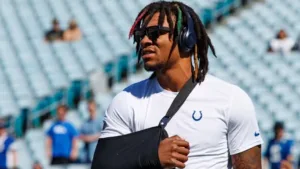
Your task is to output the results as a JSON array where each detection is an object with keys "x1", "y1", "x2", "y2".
[{"x1": 176, "y1": 6, "x2": 183, "y2": 34}]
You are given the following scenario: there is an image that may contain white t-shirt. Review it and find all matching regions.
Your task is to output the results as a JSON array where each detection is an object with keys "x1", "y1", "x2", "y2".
[
  {"x1": 101, "y1": 74, "x2": 263, "y2": 169},
  {"x1": 270, "y1": 38, "x2": 295, "y2": 53}
]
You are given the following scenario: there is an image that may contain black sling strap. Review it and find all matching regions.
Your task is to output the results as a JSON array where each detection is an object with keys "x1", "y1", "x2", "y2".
[{"x1": 159, "y1": 76, "x2": 198, "y2": 127}]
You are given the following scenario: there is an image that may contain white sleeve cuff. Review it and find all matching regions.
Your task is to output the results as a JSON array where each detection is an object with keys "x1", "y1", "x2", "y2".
[{"x1": 230, "y1": 139, "x2": 263, "y2": 155}]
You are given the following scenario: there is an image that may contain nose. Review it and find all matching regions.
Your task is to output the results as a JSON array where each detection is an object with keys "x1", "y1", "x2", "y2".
[{"x1": 140, "y1": 35, "x2": 152, "y2": 49}]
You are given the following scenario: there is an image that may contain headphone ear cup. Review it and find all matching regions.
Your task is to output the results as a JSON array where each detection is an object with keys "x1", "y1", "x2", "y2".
[{"x1": 178, "y1": 27, "x2": 190, "y2": 53}]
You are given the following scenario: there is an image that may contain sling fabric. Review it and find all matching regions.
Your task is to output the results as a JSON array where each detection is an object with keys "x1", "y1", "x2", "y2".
[{"x1": 91, "y1": 77, "x2": 197, "y2": 169}]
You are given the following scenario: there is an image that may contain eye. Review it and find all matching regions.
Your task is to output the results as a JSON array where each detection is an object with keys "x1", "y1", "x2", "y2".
[
  {"x1": 147, "y1": 28, "x2": 160, "y2": 41},
  {"x1": 134, "y1": 29, "x2": 145, "y2": 41}
]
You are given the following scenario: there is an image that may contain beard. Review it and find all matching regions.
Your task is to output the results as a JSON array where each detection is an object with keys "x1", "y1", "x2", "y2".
[{"x1": 143, "y1": 61, "x2": 165, "y2": 72}]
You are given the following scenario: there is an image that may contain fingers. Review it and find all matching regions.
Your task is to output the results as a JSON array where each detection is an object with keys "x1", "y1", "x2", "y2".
[
  {"x1": 176, "y1": 146, "x2": 190, "y2": 155},
  {"x1": 172, "y1": 152, "x2": 188, "y2": 163},
  {"x1": 173, "y1": 140, "x2": 190, "y2": 149},
  {"x1": 170, "y1": 158, "x2": 186, "y2": 168},
  {"x1": 170, "y1": 135, "x2": 183, "y2": 140},
  {"x1": 161, "y1": 135, "x2": 190, "y2": 168}
]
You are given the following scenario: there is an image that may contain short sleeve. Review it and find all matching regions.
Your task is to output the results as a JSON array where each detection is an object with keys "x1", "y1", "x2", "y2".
[
  {"x1": 46, "y1": 125, "x2": 54, "y2": 137},
  {"x1": 286, "y1": 140, "x2": 295, "y2": 156},
  {"x1": 227, "y1": 86, "x2": 263, "y2": 155},
  {"x1": 7, "y1": 137, "x2": 16, "y2": 151},
  {"x1": 100, "y1": 91, "x2": 133, "y2": 138},
  {"x1": 264, "y1": 140, "x2": 272, "y2": 158},
  {"x1": 8, "y1": 141, "x2": 17, "y2": 152},
  {"x1": 70, "y1": 124, "x2": 79, "y2": 138}
]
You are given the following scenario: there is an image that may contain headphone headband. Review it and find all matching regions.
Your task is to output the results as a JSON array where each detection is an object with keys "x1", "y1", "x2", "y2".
[{"x1": 178, "y1": 7, "x2": 197, "y2": 53}]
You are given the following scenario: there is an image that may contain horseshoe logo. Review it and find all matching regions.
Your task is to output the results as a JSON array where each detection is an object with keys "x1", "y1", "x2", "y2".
[{"x1": 192, "y1": 111, "x2": 203, "y2": 121}]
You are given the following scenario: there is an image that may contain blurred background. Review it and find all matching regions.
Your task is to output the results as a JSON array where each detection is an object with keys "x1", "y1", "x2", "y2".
[{"x1": 0, "y1": 0, "x2": 299, "y2": 168}]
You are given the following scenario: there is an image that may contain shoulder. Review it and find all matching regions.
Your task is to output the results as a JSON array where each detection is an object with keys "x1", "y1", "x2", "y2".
[
  {"x1": 49, "y1": 122, "x2": 58, "y2": 130},
  {"x1": 106, "y1": 78, "x2": 153, "y2": 120},
  {"x1": 7, "y1": 136, "x2": 15, "y2": 143},
  {"x1": 203, "y1": 74, "x2": 250, "y2": 100},
  {"x1": 267, "y1": 139, "x2": 275, "y2": 145},
  {"x1": 111, "y1": 77, "x2": 153, "y2": 104},
  {"x1": 285, "y1": 139, "x2": 294, "y2": 146},
  {"x1": 123, "y1": 78, "x2": 153, "y2": 97},
  {"x1": 64, "y1": 121, "x2": 76, "y2": 129},
  {"x1": 205, "y1": 75, "x2": 255, "y2": 119}
]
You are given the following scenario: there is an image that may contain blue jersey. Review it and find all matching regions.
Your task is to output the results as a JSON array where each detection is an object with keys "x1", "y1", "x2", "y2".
[
  {"x1": 264, "y1": 138, "x2": 294, "y2": 169},
  {"x1": 0, "y1": 136, "x2": 14, "y2": 169},
  {"x1": 47, "y1": 121, "x2": 78, "y2": 158}
]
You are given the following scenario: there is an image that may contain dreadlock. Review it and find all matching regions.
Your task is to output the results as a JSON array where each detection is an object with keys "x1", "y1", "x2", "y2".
[{"x1": 129, "y1": 1, "x2": 216, "y2": 83}]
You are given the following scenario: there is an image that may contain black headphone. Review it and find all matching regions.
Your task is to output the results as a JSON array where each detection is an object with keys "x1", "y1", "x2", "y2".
[{"x1": 178, "y1": 8, "x2": 197, "y2": 53}]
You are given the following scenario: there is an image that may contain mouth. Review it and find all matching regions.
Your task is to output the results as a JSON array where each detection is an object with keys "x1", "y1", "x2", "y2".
[{"x1": 142, "y1": 49, "x2": 156, "y2": 59}]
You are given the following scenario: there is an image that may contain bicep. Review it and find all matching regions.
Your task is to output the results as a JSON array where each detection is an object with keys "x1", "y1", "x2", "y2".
[
  {"x1": 231, "y1": 145, "x2": 262, "y2": 169},
  {"x1": 100, "y1": 92, "x2": 133, "y2": 138},
  {"x1": 228, "y1": 87, "x2": 263, "y2": 155},
  {"x1": 46, "y1": 136, "x2": 52, "y2": 145}
]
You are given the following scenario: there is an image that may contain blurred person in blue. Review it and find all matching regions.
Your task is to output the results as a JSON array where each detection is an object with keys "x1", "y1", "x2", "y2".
[
  {"x1": 79, "y1": 100, "x2": 103, "y2": 163},
  {"x1": 264, "y1": 121, "x2": 295, "y2": 169},
  {"x1": 0, "y1": 120, "x2": 17, "y2": 169},
  {"x1": 46, "y1": 104, "x2": 79, "y2": 165}
]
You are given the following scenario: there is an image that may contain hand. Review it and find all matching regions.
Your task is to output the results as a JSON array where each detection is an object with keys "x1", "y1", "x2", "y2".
[
  {"x1": 46, "y1": 151, "x2": 52, "y2": 160},
  {"x1": 158, "y1": 135, "x2": 190, "y2": 168},
  {"x1": 280, "y1": 160, "x2": 293, "y2": 169},
  {"x1": 70, "y1": 150, "x2": 78, "y2": 161}
]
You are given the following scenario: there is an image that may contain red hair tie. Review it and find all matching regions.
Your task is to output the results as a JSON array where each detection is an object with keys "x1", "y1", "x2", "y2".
[{"x1": 128, "y1": 9, "x2": 148, "y2": 39}]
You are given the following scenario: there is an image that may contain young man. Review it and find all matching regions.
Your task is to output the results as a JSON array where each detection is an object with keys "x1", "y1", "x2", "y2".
[
  {"x1": 46, "y1": 104, "x2": 78, "y2": 165},
  {"x1": 79, "y1": 100, "x2": 103, "y2": 163},
  {"x1": 44, "y1": 18, "x2": 64, "y2": 42},
  {"x1": 0, "y1": 120, "x2": 17, "y2": 169},
  {"x1": 100, "y1": 1, "x2": 263, "y2": 168},
  {"x1": 264, "y1": 122, "x2": 294, "y2": 169}
]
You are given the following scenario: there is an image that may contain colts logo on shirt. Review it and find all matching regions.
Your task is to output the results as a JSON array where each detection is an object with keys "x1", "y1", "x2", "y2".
[{"x1": 192, "y1": 110, "x2": 203, "y2": 121}]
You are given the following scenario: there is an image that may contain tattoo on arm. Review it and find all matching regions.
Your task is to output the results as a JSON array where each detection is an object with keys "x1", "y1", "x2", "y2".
[{"x1": 231, "y1": 145, "x2": 262, "y2": 169}]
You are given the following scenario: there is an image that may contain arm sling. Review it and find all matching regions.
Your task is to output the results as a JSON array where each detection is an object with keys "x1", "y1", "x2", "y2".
[{"x1": 91, "y1": 77, "x2": 197, "y2": 169}]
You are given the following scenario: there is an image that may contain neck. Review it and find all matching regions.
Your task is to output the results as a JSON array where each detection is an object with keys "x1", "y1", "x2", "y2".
[
  {"x1": 90, "y1": 113, "x2": 96, "y2": 120},
  {"x1": 156, "y1": 59, "x2": 192, "y2": 92},
  {"x1": 0, "y1": 131, "x2": 7, "y2": 137},
  {"x1": 275, "y1": 135, "x2": 282, "y2": 141}
]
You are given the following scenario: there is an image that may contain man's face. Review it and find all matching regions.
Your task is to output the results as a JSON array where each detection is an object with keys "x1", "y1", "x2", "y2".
[
  {"x1": 88, "y1": 102, "x2": 96, "y2": 114},
  {"x1": 278, "y1": 30, "x2": 287, "y2": 39},
  {"x1": 53, "y1": 23, "x2": 60, "y2": 31},
  {"x1": 139, "y1": 12, "x2": 180, "y2": 72},
  {"x1": 57, "y1": 107, "x2": 66, "y2": 120},
  {"x1": 0, "y1": 128, "x2": 5, "y2": 135},
  {"x1": 275, "y1": 128, "x2": 284, "y2": 139}
]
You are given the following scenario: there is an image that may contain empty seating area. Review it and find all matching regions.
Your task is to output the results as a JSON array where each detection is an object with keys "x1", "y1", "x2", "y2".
[
  {"x1": 0, "y1": 0, "x2": 245, "y2": 132},
  {"x1": 210, "y1": 0, "x2": 300, "y2": 155},
  {"x1": 0, "y1": 0, "x2": 299, "y2": 168}
]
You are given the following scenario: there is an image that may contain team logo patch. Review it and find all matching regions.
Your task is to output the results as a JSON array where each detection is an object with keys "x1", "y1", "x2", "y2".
[{"x1": 192, "y1": 110, "x2": 203, "y2": 121}]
